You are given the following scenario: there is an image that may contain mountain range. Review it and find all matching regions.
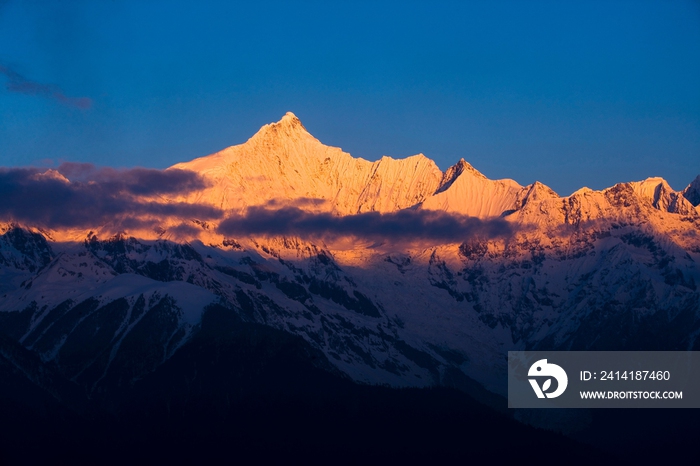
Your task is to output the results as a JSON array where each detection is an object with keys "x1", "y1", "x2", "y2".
[{"x1": 1, "y1": 112, "x2": 699, "y2": 462}]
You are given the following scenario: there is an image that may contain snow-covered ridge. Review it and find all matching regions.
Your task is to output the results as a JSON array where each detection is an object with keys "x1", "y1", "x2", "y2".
[
  {"x1": 10, "y1": 112, "x2": 697, "y2": 245},
  {"x1": 169, "y1": 112, "x2": 521, "y2": 217},
  {"x1": 169, "y1": 112, "x2": 700, "y2": 225}
]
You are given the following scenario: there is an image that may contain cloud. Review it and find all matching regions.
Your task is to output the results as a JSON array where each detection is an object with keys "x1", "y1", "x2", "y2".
[
  {"x1": 0, "y1": 167, "x2": 221, "y2": 229},
  {"x1": 217, "y1": 206, "x2": 514, "y2": 243},
  {"x1": 0, "y1": 163, "x2": 513, "y2": 242},
  {"x1": 56, "y1": 163, "x2": 211, "y2": 195},
  {"x1": 0, "y1": 64, "x2": 92, "y2": 109}
]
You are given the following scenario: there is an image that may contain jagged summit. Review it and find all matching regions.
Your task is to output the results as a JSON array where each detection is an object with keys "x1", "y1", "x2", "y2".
[
  {"x1": 683, "y1": 175, "x2": 700, "y2": 207},
  {"x1": 170, "y1": 113, "x2": 542, "y2": 217},
  {"x1": 171, "y1": 113, "x2": 446, "y2": 214},
  {"x1": 627, "y1": 177, "x2": 698, "y2": 215},
  {"x1": 264, "y1": 111, "x2": 306, "y2": 131},
  {"x1": 522, "y1": 181, "x2": 558, "y2": 203},
  {"x1": 282, "y1": 111, "x2": 300, "y2": 122},
  {"x1": 250, "y1": 111, "x2": 311, "y2": 142},
  {"x1": 167, "y1": 113, "x2": 699, "y2": 224},
  {"x1": 437, "y1": 159, "x2": 486, "y2": 194},
  {"x1": 454, "y1": 158, "x2": 486, "y2": 179}
]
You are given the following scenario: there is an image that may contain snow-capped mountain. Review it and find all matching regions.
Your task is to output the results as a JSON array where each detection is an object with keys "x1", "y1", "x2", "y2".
[
  {"x1": 171, "y1": 112, "x2": 445, "y2": 215},
  {"x1": 170, "y1": 111, "x2": 558, "y2": 220},
  {"x1": 1, "y1": 112, "x2": 699, "y2": 402}
]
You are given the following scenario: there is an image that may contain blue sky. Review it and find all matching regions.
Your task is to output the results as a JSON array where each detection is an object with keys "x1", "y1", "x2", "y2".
[{"x1": 0, "y1": 0, "x2": 698, "y2": 195}]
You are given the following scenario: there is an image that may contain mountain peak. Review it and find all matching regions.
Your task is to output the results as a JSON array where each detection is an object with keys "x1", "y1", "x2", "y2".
[
  {"x1": 682, "y1": 175, "x2": 700, "y2": 207},
  {"x1": 252, "y1": 111, "x2": 310, "y2": 141},
  {"x1": 624, "y1": 176, "x2": 699, "y2": 215},
  {"x1": 436, "y1": 158, "x2": 487, "y2": 193},
  {"x1": 277, "y1": 111, "x2": 303, "y2": 128},
  {"x1": 520, "y1": 180, "x2": 558, "y2": 206}
]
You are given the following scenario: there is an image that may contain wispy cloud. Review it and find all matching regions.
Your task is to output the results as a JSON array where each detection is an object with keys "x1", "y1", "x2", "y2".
[
  {"x1": 0, "y1": 64, "x2": 92, "y2": 109},
  {"x1": 217, "y1": 206, "x2": 513, "y2": 243},
  {"x1": 0, "y1": 166, "x2": 220, "y2": 229}
]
